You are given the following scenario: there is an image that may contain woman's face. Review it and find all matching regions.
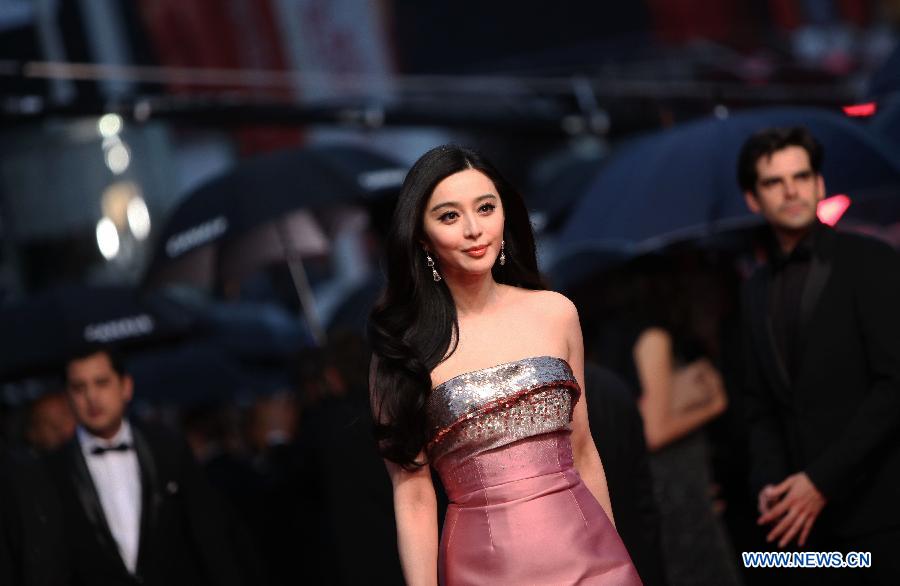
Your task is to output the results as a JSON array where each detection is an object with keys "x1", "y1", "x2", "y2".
[{"x1": 421, "y1": 168, "x2": 505, "y2": 279}]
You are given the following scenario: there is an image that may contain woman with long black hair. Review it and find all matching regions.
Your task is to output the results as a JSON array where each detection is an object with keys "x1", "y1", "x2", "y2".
[{"x1": 368, "y1": 145, "x2": 640, "y2": 585}]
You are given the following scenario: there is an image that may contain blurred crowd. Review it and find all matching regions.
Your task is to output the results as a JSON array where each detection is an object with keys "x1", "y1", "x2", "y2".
[
  {"x1": 1, "y1": 328, "x2": 404, "y2": 586},
  {"x1": 2, "y1": 0, "x2": 900, "y2": 584},
  {"x1": 2, "y1": 221, "x2": 899, "y2": 586},
  {"x1": 4, "y1": 118, "x2": 900, "y2": 586},
  {"x1": 0, "y1": 245, "x2": 813, "y2": 586}
]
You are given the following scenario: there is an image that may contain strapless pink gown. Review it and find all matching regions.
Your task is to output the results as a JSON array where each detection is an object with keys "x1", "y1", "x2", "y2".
[{"x1": 427, "y1": 356, "x2": 642, "y2": 585}]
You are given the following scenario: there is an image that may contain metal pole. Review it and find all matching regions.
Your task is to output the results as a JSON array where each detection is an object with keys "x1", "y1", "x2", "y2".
[{"x1": 276, "y1": 219, "x2": 326, "y2": 346}]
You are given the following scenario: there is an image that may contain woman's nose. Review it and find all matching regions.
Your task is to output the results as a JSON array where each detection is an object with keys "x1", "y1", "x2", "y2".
[{"x1": 463, "y1": 215, "x2": 482, "y2": 238}]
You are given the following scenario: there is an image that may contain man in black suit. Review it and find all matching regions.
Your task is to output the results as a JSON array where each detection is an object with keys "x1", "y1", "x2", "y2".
[
  {"x1": 1, "y1": 441, "x2": 68, "y2": 586},
  {"x1": 738, "y1": 127, "x2": 900, "y2": 583},
  {"x1": 48, "y1": 347, "x2": 249, "y2": 586},
  {"x1": 295, "y1": 333, "x2": 403, "y2": 585}
]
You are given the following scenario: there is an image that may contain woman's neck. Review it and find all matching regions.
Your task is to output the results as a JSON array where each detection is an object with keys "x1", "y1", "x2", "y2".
[{"x1": 442, "y1": 269, "x2": 502, "y2": 317}]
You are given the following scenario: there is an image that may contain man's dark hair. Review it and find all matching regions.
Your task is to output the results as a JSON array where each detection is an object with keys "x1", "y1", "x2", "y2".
[
  {"x1": 737, "y1": 126, "x2": 824, "y2": 193},
  {"x1": 64, "y1": 345, "x2": 129, "y2": 381}
]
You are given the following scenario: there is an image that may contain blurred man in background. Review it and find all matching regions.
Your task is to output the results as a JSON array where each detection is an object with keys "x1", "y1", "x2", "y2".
[
  {"x1": 1, "y1": 439, "x2": 68, "y2": 586},
  {"x1": 739, "y1": 127, "x2": 900, "y2": 584},
  {"x1": 26, "y1": 390, "x2": 76, "y2": 452},
  {"x1": 47, "y1": 347, "x2": 253, "y2": 586},
  {"x1": 296, "y1": 332, "x2": 403, "y2": 585}
]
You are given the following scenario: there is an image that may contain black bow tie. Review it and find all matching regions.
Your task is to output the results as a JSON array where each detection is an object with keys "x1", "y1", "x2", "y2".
[{"x1": 90, "y1": 443, "x2": 131, "y2": 456}]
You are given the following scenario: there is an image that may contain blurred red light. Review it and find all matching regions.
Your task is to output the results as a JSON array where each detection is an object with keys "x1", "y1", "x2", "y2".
[
  {"x1": 817, "y1": 194, "x2": 851, "y2": 226},
  {"x1": 842, "y1": 103, "x2": 877, "y2": 117}
]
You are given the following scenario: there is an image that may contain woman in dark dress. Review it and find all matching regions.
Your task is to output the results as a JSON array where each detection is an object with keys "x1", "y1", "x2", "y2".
[{"x1": 590, "y1": 256, "x2": 742, "y2": 586}]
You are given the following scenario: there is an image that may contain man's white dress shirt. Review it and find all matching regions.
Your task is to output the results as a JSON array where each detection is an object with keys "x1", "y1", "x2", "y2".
[{"x1": 78, "y1": 421, "x2": 142, "y2": 574}]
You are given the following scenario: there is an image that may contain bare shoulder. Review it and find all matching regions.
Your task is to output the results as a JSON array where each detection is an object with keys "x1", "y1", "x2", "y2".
[
  {"x1": 519, "y1": 290, "x2": 582, "y2": 367},
  {"x1": 523, "y1": 289, "x2": 578, "y2": 319},
  {"x1": 503, "y1": 287, "x2": 579, "y2": 326},
  {"x1": 634, "y1": 326, "x2": 671, "y2": 356}
]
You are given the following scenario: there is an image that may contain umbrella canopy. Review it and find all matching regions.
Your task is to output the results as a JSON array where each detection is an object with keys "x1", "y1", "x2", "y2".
[
  {"x1": 867, "y1": 44, "x2": 900, "y2": 151},
  {"x1": 127, "y1": 299, "x2": 309, "y2": 404},
  {"x1": 0, "y1": 285, "x2": 313, "y2": 402},
  {"x1": 145, "y1": 143, "x2": 405, "y2": 288},
  {"x1": 871, "y1": 95, "x2": 900, "y2": 149},
  {"x1": 324, "y1": 272, "x2": 384, "y2": 336},
  {"x1": 867, "y1": 42, "x2": 900, "y2": 99},
  {"x1": 145, "y1": 143, "x2": 406, "y2": 344},
  {"x1": 0, "y1": 285, "x2": 196, "y2": 382},
  {"x1": 128, "y1": 342, "x2": 246, "y2": 405},
  {"x1": 558, "y1": 106, "x2": 900, "y2": 252},
  {"x1": 526, "y1": 145, "x2": 607, "y2": 234},
  {"x1": 127, "y1": 342, "x2": 292, "y2": 406},
  {"x1": 198, "y1": 299, "x2": 312, "y2": 362},
  {"x1": 544, "y1": 244, "x2": 636, "y2": 293}
]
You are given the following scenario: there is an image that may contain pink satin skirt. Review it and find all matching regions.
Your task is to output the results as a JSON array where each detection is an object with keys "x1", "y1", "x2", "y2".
[{"x1": 435, "y1": 431, "x2": 642, "y2": 585}]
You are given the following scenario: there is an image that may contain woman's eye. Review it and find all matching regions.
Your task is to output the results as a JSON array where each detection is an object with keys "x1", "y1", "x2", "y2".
[
  {"x1": 478, "y1": 203, "x2": 496, "y2": 213},
  {"x1": 439, "y1": 211, "x2": 458, "y2": 222}
]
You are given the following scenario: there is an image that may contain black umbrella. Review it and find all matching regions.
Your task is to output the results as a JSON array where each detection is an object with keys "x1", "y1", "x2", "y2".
[
  {"x1": 871, "y1": 95, "x2": 900, "y2": 151},
  {"x1": 527, "y1": 145, "x2": 607, "y2": 234},
  {"x1": 127, "y1": 342, "x2": 292, "y2": 406},
  {"x1": 0, "y1": 285, "x2": 196, "y2": 382},
  {"x1": 197, "y1": 298, "x2": 313, "y2": 362},
  {"x1": 145, "y1": 143, "x2": 407, "y2": 343},
  {"x1": 324, "y1": 273, "x2": 384, "y2": 336},
  {"x1": 128, "y1": 342, "x2": 245, "y2": 405},
  {"x1": 544, "y1": 244, "x2": 635, "y2": 293},
  {"x1": 867, "y1": 44, "x2": 900, "y2": 151},
  {"x1": 558, "y1": 106, "x2": 900, "y2": 253},
  {"x1": 128, "y1": 298, "x2": 311, "y2": 404},
  {"x1": 867, "y1": 42, "x2": 900, "y2": 99}
]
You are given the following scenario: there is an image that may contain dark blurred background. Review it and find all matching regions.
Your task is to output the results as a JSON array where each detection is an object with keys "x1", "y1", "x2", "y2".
[{"x1": 2, "y1": 1, "x2": 899, "y2": 585}]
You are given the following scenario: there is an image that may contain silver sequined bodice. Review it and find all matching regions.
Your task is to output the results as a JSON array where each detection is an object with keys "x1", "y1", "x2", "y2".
[{"x1": 425, "y1": 356, "x2": 580, "y2": 464}]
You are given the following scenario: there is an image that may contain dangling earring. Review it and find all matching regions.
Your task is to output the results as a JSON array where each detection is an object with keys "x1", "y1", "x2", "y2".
[
  {"x1": 499, "y1": 240, "x2": 506, "y2": 266},
  {"x1": 425, "y1": 251, "x2": 441, "y2": 282}
]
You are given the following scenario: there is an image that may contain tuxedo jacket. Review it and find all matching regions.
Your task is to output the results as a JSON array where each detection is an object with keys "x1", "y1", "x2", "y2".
[
  {"x1": 297, "y1": 393, "x2": 404, "y2": 586},
  {"x1": 741, "y1": 227, "x2": 900, "y2": 538},
  {"x1": 0, "y1": 445, "x2": 67, "y2": 586},
  {"x1": 47, "y1": 423, "x2": 246, "y2": 586}
]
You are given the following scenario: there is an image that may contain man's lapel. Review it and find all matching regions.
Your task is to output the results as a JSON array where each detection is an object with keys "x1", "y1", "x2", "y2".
[
  {"x1": 749, "y1": 270, "x2": 792, "y2": 396},
  {"x1": 132, "y1": 425, "x2": 160, "y2": 576},
  {"x1": 798, "y1": 230, "x2": 835, "y2": 354},
  {"x1": 67, "y1": 440, "x2": 127, "y2": 568}
]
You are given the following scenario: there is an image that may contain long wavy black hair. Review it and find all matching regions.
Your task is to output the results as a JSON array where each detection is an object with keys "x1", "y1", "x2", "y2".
[{"x1": 368, "y1": 145, "x2": 545, "y2": 469}]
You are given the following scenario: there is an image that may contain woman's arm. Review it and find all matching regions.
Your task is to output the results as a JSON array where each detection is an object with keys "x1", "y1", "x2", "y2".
[
  {"x1": 385, "y1": 458, "x2": 439, "y2": 586},
  {"x1": 670, "y1": 357, "x2": 723, "y2": 413},
  {"x1": 564, "y1": 300, "x2": 617, "y2": 526},
  {"x1": 370, "y1": 357, "x2": 438, "y2": 585},
  {"x1": 633, "y1": 328, "x2": 727, "y2": 452}
]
